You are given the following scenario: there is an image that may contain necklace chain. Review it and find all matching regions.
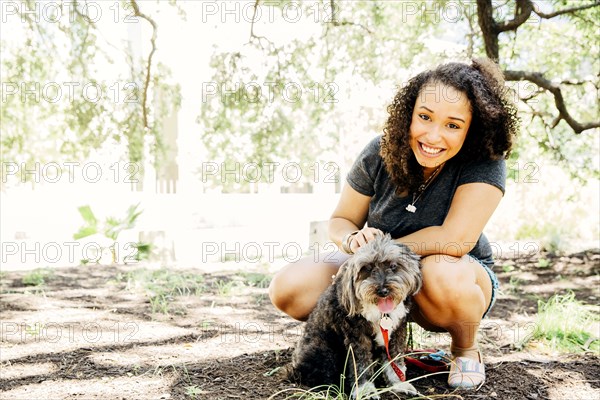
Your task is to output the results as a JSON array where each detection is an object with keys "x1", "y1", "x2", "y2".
[{"x1": 405, "y1": 164, "x2": 444, "y2": 213}]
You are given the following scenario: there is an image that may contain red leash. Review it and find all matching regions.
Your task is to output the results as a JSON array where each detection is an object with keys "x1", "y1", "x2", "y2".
[
  {"x1": 379, "y1": 325, "x2": 406, "y2": 382},
  {"x1": 405, "y1": 350, "x2": 450, "y2": 372}
]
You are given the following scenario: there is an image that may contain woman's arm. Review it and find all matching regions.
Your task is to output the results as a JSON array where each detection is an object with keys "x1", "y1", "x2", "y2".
[
  {"x1": 329, "y1": 183, "x2": 382, "y2": 253},
  {"x1": 397, "y1": 182, "x2": 503, "y2": 257}
]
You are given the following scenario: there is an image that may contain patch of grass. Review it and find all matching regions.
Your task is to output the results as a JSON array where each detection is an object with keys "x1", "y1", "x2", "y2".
[
  {"x1": 209, "y1": 272, "x2": 272, "y2": 297},
  {"x1": 212, "y1": 278, "x2": 248, "y2": 296},
  {"x1": 21, "y1": 268, "x2": 53, "y2": 286},
  {"x1": 221, "y1": 253, "x2": 239, "y2": 262},
  {"x1": 537, "y1": 258, "x2": 551, "y2": 268},
  {"x1": 254, "y1": 293, "x2": 269, "y2": 306},
  {"x1": 273, "y1": 385, "x2": 346, "y2": 399},
  {"x1": 501, "y1": 263, "x2": 515, "y2": 273},
  {"x1": 25, "y1": 322, "x2": 43, "y2": 337},
  {"x1": 149, "y1": 294, "x2": 171, "y2": 314},
  {"x1": 116, "y1": 268, "x2": 204, "y2": 314},
  {"x1": 515, "y1": 222, "x2": 565, "y2": 253},
  {"x1": 185, "y1": 385, "x2": 203, "y2": 398},
  {"x1": 507, "y1": 275, "x2": 523, "y2": 293},
  {"x1": 129, "y1": 364, "x2": 143, "y2": 376},
  {"x1": 199, "y1": 320, "x2": 213, "y2": 330},
  {"x1": 270, "y1": 346, "x2": 437, "y2": 400},
  {"x1": 213, "y1": 279, "x2": 236, "y2": 296},
  {"x1": 152, "y1": 269, "x2": 205, "y2": 296},
  {"x1": 239, "y1": 272, "x2": 272, "y2": 288},
  {"x1": 531, "y1": 291, "x2": 600, "y2": 353}
]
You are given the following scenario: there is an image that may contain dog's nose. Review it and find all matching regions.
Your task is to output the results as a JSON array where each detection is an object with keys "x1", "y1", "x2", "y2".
[{"x1": 377, "y1": 287, "x2": 390, "y2": 297}]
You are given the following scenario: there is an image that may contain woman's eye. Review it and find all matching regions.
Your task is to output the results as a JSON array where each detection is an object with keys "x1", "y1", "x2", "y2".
[
  {"x1": 418, "y1": 114, "x2": 430, "y2": 121},
  {"x1": 448, "y1": 123, "x2": 460, "y2": 129}
]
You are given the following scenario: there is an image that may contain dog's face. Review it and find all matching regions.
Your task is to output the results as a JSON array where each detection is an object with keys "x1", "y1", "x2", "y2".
[{"x1": 338, "y1": 234, "x2": 422, "y2": 316}]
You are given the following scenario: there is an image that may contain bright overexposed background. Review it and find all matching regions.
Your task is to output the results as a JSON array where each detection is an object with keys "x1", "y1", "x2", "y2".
[{"x1": 1, "y1": 1, "x2": 598, "y2": 272}]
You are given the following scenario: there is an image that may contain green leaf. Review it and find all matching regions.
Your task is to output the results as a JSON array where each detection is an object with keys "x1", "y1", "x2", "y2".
[
  {"x1": 73, "y1": 226, "x2": 98, "y2": 240},
  {"x1": 74, "y1": 205, "x2": 99, "y2": 239},
  {"x1": 104, "y1": 217, "x2": 122, "y2": 241},
  {"x1": 124, "y1": 203, "x2": 143, "y2": 228},
  {"x1": 77, "y1": 205, "x2": 97, "y2": 226}
]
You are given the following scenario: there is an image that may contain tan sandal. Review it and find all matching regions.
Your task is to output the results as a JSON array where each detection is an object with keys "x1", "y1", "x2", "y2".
[{"x1": 447, "y1": 350, "x2": 485, "y2": 389}]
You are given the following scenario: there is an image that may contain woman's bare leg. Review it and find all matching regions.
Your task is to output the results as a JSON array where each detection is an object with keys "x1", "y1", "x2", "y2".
[
  {"x1": 269, "y1": 251, "x2": 350, "y2": 321},
  {"x1": 412, "y1": 254, "x2": 493, "y2": 350}
]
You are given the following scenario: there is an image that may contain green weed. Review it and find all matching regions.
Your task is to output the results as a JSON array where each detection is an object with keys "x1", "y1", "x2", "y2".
[
  {"x1": 73, "y1": 203, "x2": 148, "y2": 264},
  {"x1": 507, "y1": 276, "x2": 523, "y2": 293},
  {"x1": 21, "y1": 268, "x2": 53, "y2": 286},
  {"x1": 25, "y1": 322, "x2": 43, "y2": 337},
  {"x1": 185, "y1": 385, "x2": 203, "y2": 398},
  {"x1": 531, "y1": 291, "x2": 599, "y2": 352},
  {"x1": 149, "y1": 293, "x2": 171, "y2": 314},
  {"x1": 515, "y1": 222, "x2": 564, "y2": 253},
  {"x1": 502, "y1": 264, "x2": 515, "y2": 273},
  {"x1": 537, "y1": 258, "x2": 551, "y2": 268},
  {"x1": 212, "y1": 279, "x2": 244, "y2": 296},
  {"x1": 116, "y1": 268, "x2": 204, "y2": 314},
  {"x1": 239, "y1": 272, "x2": 272, "y2": 288}
]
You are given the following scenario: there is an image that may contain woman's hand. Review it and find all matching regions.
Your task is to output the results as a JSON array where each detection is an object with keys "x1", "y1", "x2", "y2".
[
  {"x1": 348, "y1": 227, "x2": 384, "y2": 254},
  {"x1": 329, "y1": 182, "x2": 381, "y2": 254}
]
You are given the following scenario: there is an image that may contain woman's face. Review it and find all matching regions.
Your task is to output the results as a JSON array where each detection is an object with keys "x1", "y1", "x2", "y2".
[{"x1": 409, "y1": 82, "x2": 472, "y2": 176}]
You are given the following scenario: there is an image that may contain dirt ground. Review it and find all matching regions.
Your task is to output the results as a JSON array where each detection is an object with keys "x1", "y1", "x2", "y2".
[{"x1": 1, "y1": 249, "x2": 599, "y2": 399}]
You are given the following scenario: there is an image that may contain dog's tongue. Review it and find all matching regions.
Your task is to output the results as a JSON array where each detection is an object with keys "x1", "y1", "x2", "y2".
[{"x1": 377, "y1": 297, "x2": 395, "y2": 313}]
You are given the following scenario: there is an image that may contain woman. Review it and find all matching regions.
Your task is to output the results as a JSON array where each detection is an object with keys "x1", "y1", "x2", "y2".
[{"x1": 269, "y1": 58, "x2": 519, "y2": 389}]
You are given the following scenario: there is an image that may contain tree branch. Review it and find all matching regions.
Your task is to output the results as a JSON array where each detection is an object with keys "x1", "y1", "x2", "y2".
[
  {"x1": 329, "y1": 19, "x2": 373, "y2": 34},
  {"x1": 247, "y1": 0, "x2": 275, "y2": 50},
  {"x1": 505, "y1": 70, "x2": 600, "y2": 134},
  {"x1": 496, "y1": 0, "x2": 600, "y2": 32},
  {"x1": 496, "y1": 0, "x2": 534, "y2": 32},
  {"x1": 130, "y1": 0, "x2": 157, "y2": 131},
  {"x1": 328, "y1": 0, "x2": 373, "y2": 34},
  {"x1": 476, "y1": 0, "x2": 500, "y2": 59},
  {"x1": 560, "y1": 79, "x2": 597, "y2": 86},
  {"x1": 533, "y1": 0, "x2": 600, "y2": 19}
]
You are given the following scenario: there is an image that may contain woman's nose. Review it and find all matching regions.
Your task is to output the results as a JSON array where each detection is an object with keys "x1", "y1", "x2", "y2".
[{"x1": 424, "y1": 124, "x2": 442, "y2": 143}]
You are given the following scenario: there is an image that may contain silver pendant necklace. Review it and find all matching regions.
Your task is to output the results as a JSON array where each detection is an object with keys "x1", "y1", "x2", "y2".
[{"x1": 405, "y1": 164, "x2": 444, "y2": 213}]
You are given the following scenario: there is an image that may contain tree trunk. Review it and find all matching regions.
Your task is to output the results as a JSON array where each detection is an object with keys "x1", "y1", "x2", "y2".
[{"x1": 476, "y1": 0, "x2": 499, "y2": 60}]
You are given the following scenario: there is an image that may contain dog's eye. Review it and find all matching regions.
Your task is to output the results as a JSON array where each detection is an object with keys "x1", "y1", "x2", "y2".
[
  {"x1": 359, "y1": 265, "x2": 373, "y2": 279},
  {"x1": 388, "y1": 263, "x2": 398, "y2": 272}
]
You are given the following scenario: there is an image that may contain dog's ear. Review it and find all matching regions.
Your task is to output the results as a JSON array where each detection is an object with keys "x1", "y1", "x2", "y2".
[
  {"x1": 338, "y1": 259, "x2": 359, "y2": 316},
  {"x1": 395, "y1": 243, "x2": 423, "y2": 296},
  {"x1": 407, "y1": 249, "x2": 422, "y2": 295}
]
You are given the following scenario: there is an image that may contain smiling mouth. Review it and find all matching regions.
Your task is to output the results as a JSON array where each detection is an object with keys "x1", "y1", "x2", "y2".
[{"x1": 419, "y1": 142, "x2": 445, "y2": 156}]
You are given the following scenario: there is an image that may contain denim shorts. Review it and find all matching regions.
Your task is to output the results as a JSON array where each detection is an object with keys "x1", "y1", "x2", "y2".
[{"x1": 468, "y1": 255, "x2": 500, "y2": 319}]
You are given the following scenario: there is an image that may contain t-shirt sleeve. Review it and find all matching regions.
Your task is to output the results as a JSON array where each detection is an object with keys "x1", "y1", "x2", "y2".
[
  {"x1": 346, "y1": 136, "x2": 382, "y2": 196},
  {"x1": 458, "y1": 158, "x2": 507, "y2": 194}
]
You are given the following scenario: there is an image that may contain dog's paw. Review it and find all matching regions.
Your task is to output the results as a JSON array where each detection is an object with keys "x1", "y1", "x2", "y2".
[
  {"x1": 351, "y1": 381, "x2": 380, "y2": 399},
  {"x1": 391, "y1": 381, "x2": 417, "y2": 395},
  {"x1": 383, "y1": 361, "x2": 407, "y2": 385}
]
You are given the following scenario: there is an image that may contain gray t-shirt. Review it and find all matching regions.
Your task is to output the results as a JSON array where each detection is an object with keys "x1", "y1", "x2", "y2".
[{"x1": 346, "y1": 136, "x2": 506, "y2": 266}]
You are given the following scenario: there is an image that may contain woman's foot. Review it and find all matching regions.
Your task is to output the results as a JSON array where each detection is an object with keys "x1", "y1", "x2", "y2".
[{"x1": 448, "y1": 344, "x2": 485, "y2": 389}]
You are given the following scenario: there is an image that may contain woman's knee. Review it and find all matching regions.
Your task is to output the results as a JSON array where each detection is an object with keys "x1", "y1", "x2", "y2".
[
  {"x1": 268, "y1": 255, "x2": 343, "y2": 320},
  {"x1": 416, "y1": 255, "x2": 481, "y2": 308},
  {"x1": 422, "y1": 254, "x2": 470, "y2": 285},
  {"x1": 268, "y1": 263, "x2": 297, "y2": 312}
]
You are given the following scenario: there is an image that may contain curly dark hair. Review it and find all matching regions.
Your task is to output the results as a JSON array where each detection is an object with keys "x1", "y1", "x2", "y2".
[{"x1": 380, "y1": 58, "x2": 519, "y2": 194}]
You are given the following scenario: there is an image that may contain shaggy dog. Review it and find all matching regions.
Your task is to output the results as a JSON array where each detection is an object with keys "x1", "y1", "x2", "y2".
[{"x1": 290, "y1": 234, "x2": 422, "y2": 399}]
